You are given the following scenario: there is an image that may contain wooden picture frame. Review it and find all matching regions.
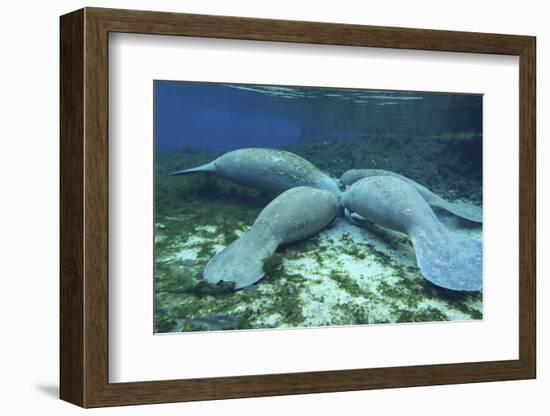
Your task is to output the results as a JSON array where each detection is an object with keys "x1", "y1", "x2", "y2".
[{"x1": 60, "y1": 7, "x2": 536, "y2": 408}]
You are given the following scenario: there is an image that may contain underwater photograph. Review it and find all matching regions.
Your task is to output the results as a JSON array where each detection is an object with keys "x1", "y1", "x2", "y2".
[{"x1": 154, "y1": 80, "x2": 483, "y2": 334}]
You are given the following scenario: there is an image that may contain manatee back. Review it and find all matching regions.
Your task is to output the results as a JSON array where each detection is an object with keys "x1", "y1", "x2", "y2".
[
  {"x1": 340, "y1": 169, "x2": 387, "y2": 187},
  {"x1": 341, "y1": 169, "x2": 434, "y2": 200},
  {"x1": 217, "y1": 148, "x2": 339, "y2": 195},
  {"x1": 341, "y1": 169, "x2": 482, "y2": 224},
  {"x1": 254, "y1": 186, "x2": 338, "y2": 244},
  {"x1": 343, "y1": 176, "x2": 437, "y2": 234}
]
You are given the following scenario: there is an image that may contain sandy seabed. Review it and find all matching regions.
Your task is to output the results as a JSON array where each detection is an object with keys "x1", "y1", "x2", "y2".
[{"x1": 154, "y1": 205, "x2": 483, "y2": 333}]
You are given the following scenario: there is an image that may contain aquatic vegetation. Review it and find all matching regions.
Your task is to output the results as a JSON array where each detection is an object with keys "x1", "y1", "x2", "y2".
[
  {"x1": 154, "y1": 310, "x2": 177, "y2": 333},
  {"x1": 262, "y1": 253, "x2": 285, "y2": 278},
  {"x1": 329, "y1": 270, "x2": 366, "y2": 296},
  {"x1": 396, "y1": 307, "x2": 448, "y2": 323}
]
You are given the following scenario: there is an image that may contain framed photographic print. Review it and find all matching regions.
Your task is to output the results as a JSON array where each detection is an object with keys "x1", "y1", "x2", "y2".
[{"x1": 60, "y1": 7, "x2": 536, "y2": 408}]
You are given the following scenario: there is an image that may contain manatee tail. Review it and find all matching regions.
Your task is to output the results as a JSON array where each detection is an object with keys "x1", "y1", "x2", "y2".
[
  {"x1": 409, "y1": 224, "x2": 482, "y2": 291},
  {"x1": 431, "y1": 198, "x2": 483, "y2": 223},
  {"x1": 169, "y1": 161, "x2": 217, "y2": 176},
  {"x1": 203, "y1": 227, "x2": 279, "y2": 290}
]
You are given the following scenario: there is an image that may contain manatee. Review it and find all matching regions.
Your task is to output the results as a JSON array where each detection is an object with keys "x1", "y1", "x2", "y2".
[
  {"x1": 342, "y1": 176, "x2": 482, "y2": 291},
  {"x1": 340, "y1": 169, "x2": 482, "y2": 223},
  {"x1": 171, "y1": 148, "x2": 340, "y2": 196},
  {"x1": 204, "y1": 186, "x2": 339, "y2": 289}
]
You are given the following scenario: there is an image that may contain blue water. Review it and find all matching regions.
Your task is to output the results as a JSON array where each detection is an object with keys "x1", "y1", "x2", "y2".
[{"x1": 154, "y1": 81, "x2": 482, "y2": 153}]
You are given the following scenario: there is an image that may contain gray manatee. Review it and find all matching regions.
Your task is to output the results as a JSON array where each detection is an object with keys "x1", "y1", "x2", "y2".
[
  {"x1": 342, "y1": 176, "x2": 482, "y2": 291},
  {"x1": 171, "y1": 148, "x2": 340, "y2": 196},
  {"x1": 204, "y1": 186, "x2": 338, "y2": 289},
  {"x1": 340, "y1": 169, "x2": 482, "y2": 223}
]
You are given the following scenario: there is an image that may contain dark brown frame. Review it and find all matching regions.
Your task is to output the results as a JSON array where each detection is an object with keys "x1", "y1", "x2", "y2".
[{"x1": 60, "y1": 7, "x2": 536, "y2": 408}]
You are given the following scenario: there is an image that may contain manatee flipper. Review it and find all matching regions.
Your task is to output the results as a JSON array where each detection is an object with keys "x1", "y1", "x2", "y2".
[
  {"x1": 430, "y1": 199, "x2": 483, "y2": 223},
  {"x1": 340, "y1": 169, "x2": 482, "y2": 224},
  {"x1": 203, "y1": 186, "x2": 339, "y2": 290},
  {"x1": 204, "y1": 229, "x2": 278, "y2": 289},
  {"x1": 409, "y1": 222, "x2": 482, "y2": 291},
  {"x1": 344, "y1": 208, "x2": 369, "y2": 227},
  {"x1": 342, "y1": 176, "x2": 482, "y2": 291}
]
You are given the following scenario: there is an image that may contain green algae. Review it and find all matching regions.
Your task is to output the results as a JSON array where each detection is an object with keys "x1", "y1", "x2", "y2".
[
  {"x1": 274, "y1": 282, "x2": 305, "y2": 324},
  {"x1": 338, "y1": 233, "x2": 368, "y2": 260},
  {"x1": 262, "y1": 253, "x2": 285, "y2": 278},
  {"x1": 329, "y1": 271, "x2": 364, "y2": 297},
  {"x1": 348, "y1": 304, "x2": 370, "y2": 325},
  {"x1": 154, "y1": 311, "x2": 177, "y2": 333},
  {"x1": 396, "y1": 307, "x2": 448, "y2": 323}
]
